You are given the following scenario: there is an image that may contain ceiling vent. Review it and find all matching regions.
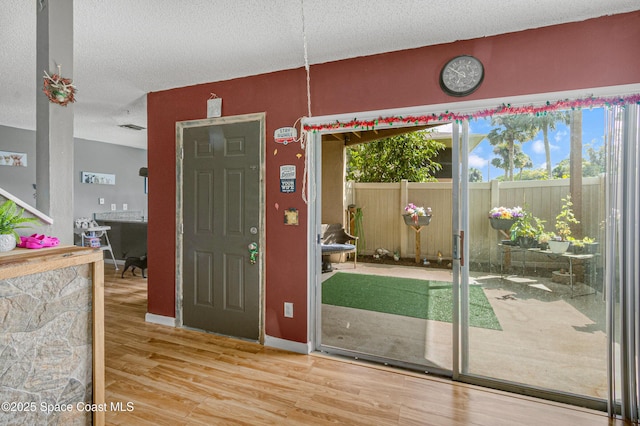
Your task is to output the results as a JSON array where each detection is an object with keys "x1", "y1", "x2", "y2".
[{"x1": 119, "y1": 124, "x2": 146, "y2": 131}]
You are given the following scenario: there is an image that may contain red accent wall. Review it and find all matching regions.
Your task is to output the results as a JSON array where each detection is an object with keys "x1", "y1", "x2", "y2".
[{"x1": 147, "y1": 12, "x2": 640, "y2": 344}]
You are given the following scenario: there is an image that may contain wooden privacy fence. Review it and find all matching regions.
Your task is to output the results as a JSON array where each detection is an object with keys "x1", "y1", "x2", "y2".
[{"x1": 346, "y1": 177, "x2": 604, "y2": 268}]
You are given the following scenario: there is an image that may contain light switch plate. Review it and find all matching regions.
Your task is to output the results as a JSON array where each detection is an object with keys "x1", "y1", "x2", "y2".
[
  {"x1": 284, "y1": 302, "x2": 293, "y2": 318},
  {"x1": 99, "y1": 198, "x2": 105, "y2": 205}
]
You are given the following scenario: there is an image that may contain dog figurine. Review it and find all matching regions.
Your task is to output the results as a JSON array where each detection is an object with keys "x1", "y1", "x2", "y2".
[{"x1": 121, "y1": 255, "x2": 147, "y2": 278}]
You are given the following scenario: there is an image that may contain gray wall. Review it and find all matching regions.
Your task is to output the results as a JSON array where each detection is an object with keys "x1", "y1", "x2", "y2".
[
  {"x1": 0, "y1": 126, "x2": 37, "y2": 204},
  {"x1": 74, "y1": 138, "x2": 147, "y2": 219},
  {"x1": 0, "y1": 125, "x2": 147, "y2": 219}
]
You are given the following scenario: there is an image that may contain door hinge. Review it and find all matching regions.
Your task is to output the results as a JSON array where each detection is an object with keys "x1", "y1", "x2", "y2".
[
  {"x1": 180, "y1": 146, "x2": 184, "y2": 160},
  {"x1": 179, "y1": 222, "x2": 184, "y2": 234}
]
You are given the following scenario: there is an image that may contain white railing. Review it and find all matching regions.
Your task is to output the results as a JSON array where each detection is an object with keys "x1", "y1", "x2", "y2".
[{"x1": 0, "y1": 187, "x2": 53, "y2": 224}]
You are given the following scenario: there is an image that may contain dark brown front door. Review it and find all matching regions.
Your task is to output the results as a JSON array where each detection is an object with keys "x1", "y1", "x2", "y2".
[{"x1": 181, "y1": 116, "x2": 262, "y2": 340}]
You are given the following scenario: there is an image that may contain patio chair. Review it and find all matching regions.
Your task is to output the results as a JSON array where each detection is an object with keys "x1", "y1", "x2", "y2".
[{"x1": 321, "y1": 223, "x2": 358, "y2": 272}]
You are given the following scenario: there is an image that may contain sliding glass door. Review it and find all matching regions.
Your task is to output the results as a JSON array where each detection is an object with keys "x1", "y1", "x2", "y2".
[
  {"x1": 457, "y1": 104, "x2": 638, "y2": 416},
  {"x1": 308, "y1": 93, "x2": 639, "y2": 422}
]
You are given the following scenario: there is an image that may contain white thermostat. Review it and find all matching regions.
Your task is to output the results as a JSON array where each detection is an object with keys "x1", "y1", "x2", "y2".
[{"x1": 274, "y1": 127, "x2": 298, "y2": 145}]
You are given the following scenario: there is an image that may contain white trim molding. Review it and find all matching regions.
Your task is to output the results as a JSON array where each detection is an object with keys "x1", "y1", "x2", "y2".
[
  {"x1": 264, "y1": 335, "x2": 312, "y2": 354},
  {"x1": 145, "y1": 313, "x2": 177, "y2": 327}
]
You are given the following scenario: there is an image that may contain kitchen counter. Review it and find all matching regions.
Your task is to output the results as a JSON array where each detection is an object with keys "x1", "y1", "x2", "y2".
[
  {"x1": 95, "y1": 220, "x2": 147, "y2": 259},
  {"x1": 0, "y1": 246, "x2": 105, "y2": 425}
]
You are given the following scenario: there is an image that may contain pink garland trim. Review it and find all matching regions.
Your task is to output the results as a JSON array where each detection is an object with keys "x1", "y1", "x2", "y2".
[{"x1": 303, "y1": 94, "x2": 640, "y2": 133}]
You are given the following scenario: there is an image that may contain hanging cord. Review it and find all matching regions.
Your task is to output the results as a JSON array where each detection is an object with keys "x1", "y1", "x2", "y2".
[
  {"x1": 301, "y1": 0, "x2": 312, "y2": 118},
  {"x1": 300, "y1": 0, "x2": 313, "y2": 204}
]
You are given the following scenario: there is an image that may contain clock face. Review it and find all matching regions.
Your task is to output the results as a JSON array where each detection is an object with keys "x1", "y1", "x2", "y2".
[{"x1": 439, "y1": 55, "x2": 484, "y2": 97}]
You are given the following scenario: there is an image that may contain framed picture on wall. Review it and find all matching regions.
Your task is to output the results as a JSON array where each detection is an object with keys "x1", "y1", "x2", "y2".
[
  {"x1": 81, "y1": 171, "x2": 116, "y2": 185},
  {"x1": 0, "y1": 150, "x2": 27, "y2": 167}
]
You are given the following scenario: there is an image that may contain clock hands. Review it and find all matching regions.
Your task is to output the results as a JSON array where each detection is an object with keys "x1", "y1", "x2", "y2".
[{"x1": 448, "y1": 66, "x2": 466, "y2": 78}]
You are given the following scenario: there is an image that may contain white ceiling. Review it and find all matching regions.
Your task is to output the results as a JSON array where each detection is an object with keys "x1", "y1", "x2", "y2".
[{"x1": 1, "y1": 0, "x2": 638, "y2": 150}]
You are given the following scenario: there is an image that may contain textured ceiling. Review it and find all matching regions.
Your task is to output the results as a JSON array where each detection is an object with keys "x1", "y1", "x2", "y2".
[{"x1": 1, "y1": 0, "x2": 638, "y2": 150}]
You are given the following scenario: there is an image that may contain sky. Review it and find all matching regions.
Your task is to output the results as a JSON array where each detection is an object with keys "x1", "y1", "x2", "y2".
[{"x1": 467, "y1": 108, "x2": 606, "y2": 181}]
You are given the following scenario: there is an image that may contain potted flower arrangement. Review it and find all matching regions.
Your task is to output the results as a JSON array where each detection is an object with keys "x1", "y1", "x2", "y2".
[
  {"x1": 548, "y1": 195, "x2": 579, "y2": 253},
  {"x1": 568, "y1": 236, "x2": 598, "y2": 254},
  {"x1": 488, "y1": 206, "x2": 524, "y2": 230},
  {"x1": 509, "y1": 209, "x2": 545, "y2": 248},
  {"x1": 0, "y1": 200, "x2": 38, "y2": 252},
  {"x1": 581, "y1": 236, "x2": 599, "y2": 254},
  {"x1": 537, "y1": 232, "x2": 554, "y2": 251},
  {"x1": 403, "y1": 203, "x2": 432, "y2": 226}
]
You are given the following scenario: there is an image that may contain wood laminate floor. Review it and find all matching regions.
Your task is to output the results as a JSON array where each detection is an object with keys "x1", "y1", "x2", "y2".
[{"x1": 104, "y1": 265, "x2": 625, "y2": 425}]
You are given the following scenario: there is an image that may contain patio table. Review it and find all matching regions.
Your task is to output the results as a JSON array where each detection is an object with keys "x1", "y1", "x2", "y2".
[
  {"x1": 498, "y1": 245, "x2": 597, "y2": 298},
  {"x1": 528, "y1": 249, "x2": 597, "y2": 298}
]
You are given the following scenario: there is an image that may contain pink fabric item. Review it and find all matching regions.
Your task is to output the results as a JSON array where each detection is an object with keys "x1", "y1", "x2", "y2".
[{"x1": 18, "y1": 234, "x2": 60, "y2": 249}]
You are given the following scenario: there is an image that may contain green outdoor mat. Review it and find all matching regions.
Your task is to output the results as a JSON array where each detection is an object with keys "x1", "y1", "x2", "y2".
[{"x1": 322, "y1": 272, "x2": 501, "y2": 330}]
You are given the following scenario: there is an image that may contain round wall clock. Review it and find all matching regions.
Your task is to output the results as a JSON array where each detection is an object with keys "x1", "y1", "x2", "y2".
[{"x1": 439, "y1": 55, "x2": 484, "y2": 97}]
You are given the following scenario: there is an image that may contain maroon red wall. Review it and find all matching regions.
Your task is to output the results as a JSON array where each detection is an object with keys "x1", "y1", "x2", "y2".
[{"x1": 147, "y1": 12, "x2": 640, "y2": 344}]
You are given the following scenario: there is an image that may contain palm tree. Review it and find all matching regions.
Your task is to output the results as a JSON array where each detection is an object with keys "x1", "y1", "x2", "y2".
[
  {"x1": 491, "y1": 142, "x2": 532, "y2": 180},
  {"x1": 487, "y1": 115, "x2": 538, "y2": 181},
  {"x1": 531, "y1": 111, "x2": 571, "y2": 178}
]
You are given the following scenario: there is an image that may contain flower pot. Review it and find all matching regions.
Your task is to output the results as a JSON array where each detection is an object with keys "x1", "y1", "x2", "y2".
[
  {"x1": 585, "y1": 242, "x2": 599, "y2": 254},
  {"x1": 548, "y1": 240, "x2": 570, "y2": 254},
  {"x1": 552, "y1": 270, "x2": 575, "y2": 284},
  {"x1": 403, "y1": 214, "x2": 432, "y2": 227},
  {"x1": 0, "y1": 234, "x2": 17, "y2": 252},
  {"x1": 569, "y1": 243, "x2": 585, "y2": 254},
  {"x1": 489, "y1": 217, "x2": 516, "y2": 231},
  {"x1": 516, "y1": 236, "x2": 538, "y2": 249}
]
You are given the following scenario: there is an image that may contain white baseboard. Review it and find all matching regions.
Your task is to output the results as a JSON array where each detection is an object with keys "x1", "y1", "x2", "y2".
[
  {"x1": 264, "y1": 335, "x2": 312, "y2": 354},
  {"x1": 145, "y1": 313, "x2": 177, "y2": 327}
]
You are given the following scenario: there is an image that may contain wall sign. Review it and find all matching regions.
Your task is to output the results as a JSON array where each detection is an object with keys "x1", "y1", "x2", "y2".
[
  {"x1": 284, "y1": 208, "x2": 299, "y2": 225},
  {"x1": 274, "y1": 127, "x2": 297, "y2": 145},
  {"x1": 280, "y1": 165, "x2": 296, "y2": 193}
]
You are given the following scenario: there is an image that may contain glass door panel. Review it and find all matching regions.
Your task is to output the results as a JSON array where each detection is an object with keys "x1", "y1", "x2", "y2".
[
  {"x1": 317, "y1": 126, "x2": 453, "y2": 374},
  {"x1": 462, "y1": 109, "x2": 608, "y2": 400}
]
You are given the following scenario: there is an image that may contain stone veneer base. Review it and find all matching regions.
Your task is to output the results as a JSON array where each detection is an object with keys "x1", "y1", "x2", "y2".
[{"x1": 0, "y1": 265, "x2": 93, "y2": 425}]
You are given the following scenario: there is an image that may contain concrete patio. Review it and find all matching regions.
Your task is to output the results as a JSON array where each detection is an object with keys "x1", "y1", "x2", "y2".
[{"x1": 321, "y1": 261, "x2": 609, "y2": 399}]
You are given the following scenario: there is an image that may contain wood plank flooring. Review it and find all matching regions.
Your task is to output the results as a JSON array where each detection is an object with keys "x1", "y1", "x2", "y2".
[{"x1": 104, "y1": 265, "x2": 624, "y2": 425}]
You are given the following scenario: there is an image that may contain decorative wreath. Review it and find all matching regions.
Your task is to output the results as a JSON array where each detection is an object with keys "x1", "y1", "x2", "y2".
[{"x1": 43, "y1": 69, "x2": 76, "y2": 106}]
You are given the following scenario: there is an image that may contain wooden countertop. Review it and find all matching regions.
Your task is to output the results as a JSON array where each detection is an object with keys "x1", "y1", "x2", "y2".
[{"x1": 0, "y1": 245, "x2": 104, "y2": 280}]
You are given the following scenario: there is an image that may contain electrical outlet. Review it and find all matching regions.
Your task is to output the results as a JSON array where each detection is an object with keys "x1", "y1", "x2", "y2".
[
  {"x1": 99, "y1": 198, "x2": 105, "y2": 205},
  {"x1": 284, "y1": 302, "x2": 293, "y2": 318},
  {"x1": 110, "y1": 203, "x2": 116, "y2": 211},
  {"x1": 123, "y1": 203, "x2": 128, "y2": 211}
]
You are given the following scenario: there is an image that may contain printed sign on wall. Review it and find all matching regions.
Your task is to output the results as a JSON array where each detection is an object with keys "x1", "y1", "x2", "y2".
[{"x1": 280, "y1": 165, "x2": 296, "y2": 193}]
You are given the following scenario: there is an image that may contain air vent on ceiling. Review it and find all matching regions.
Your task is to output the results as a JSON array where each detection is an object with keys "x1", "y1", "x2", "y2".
[{"x1": 119, "y1": 124, "x2": 146, "y2": 131}]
